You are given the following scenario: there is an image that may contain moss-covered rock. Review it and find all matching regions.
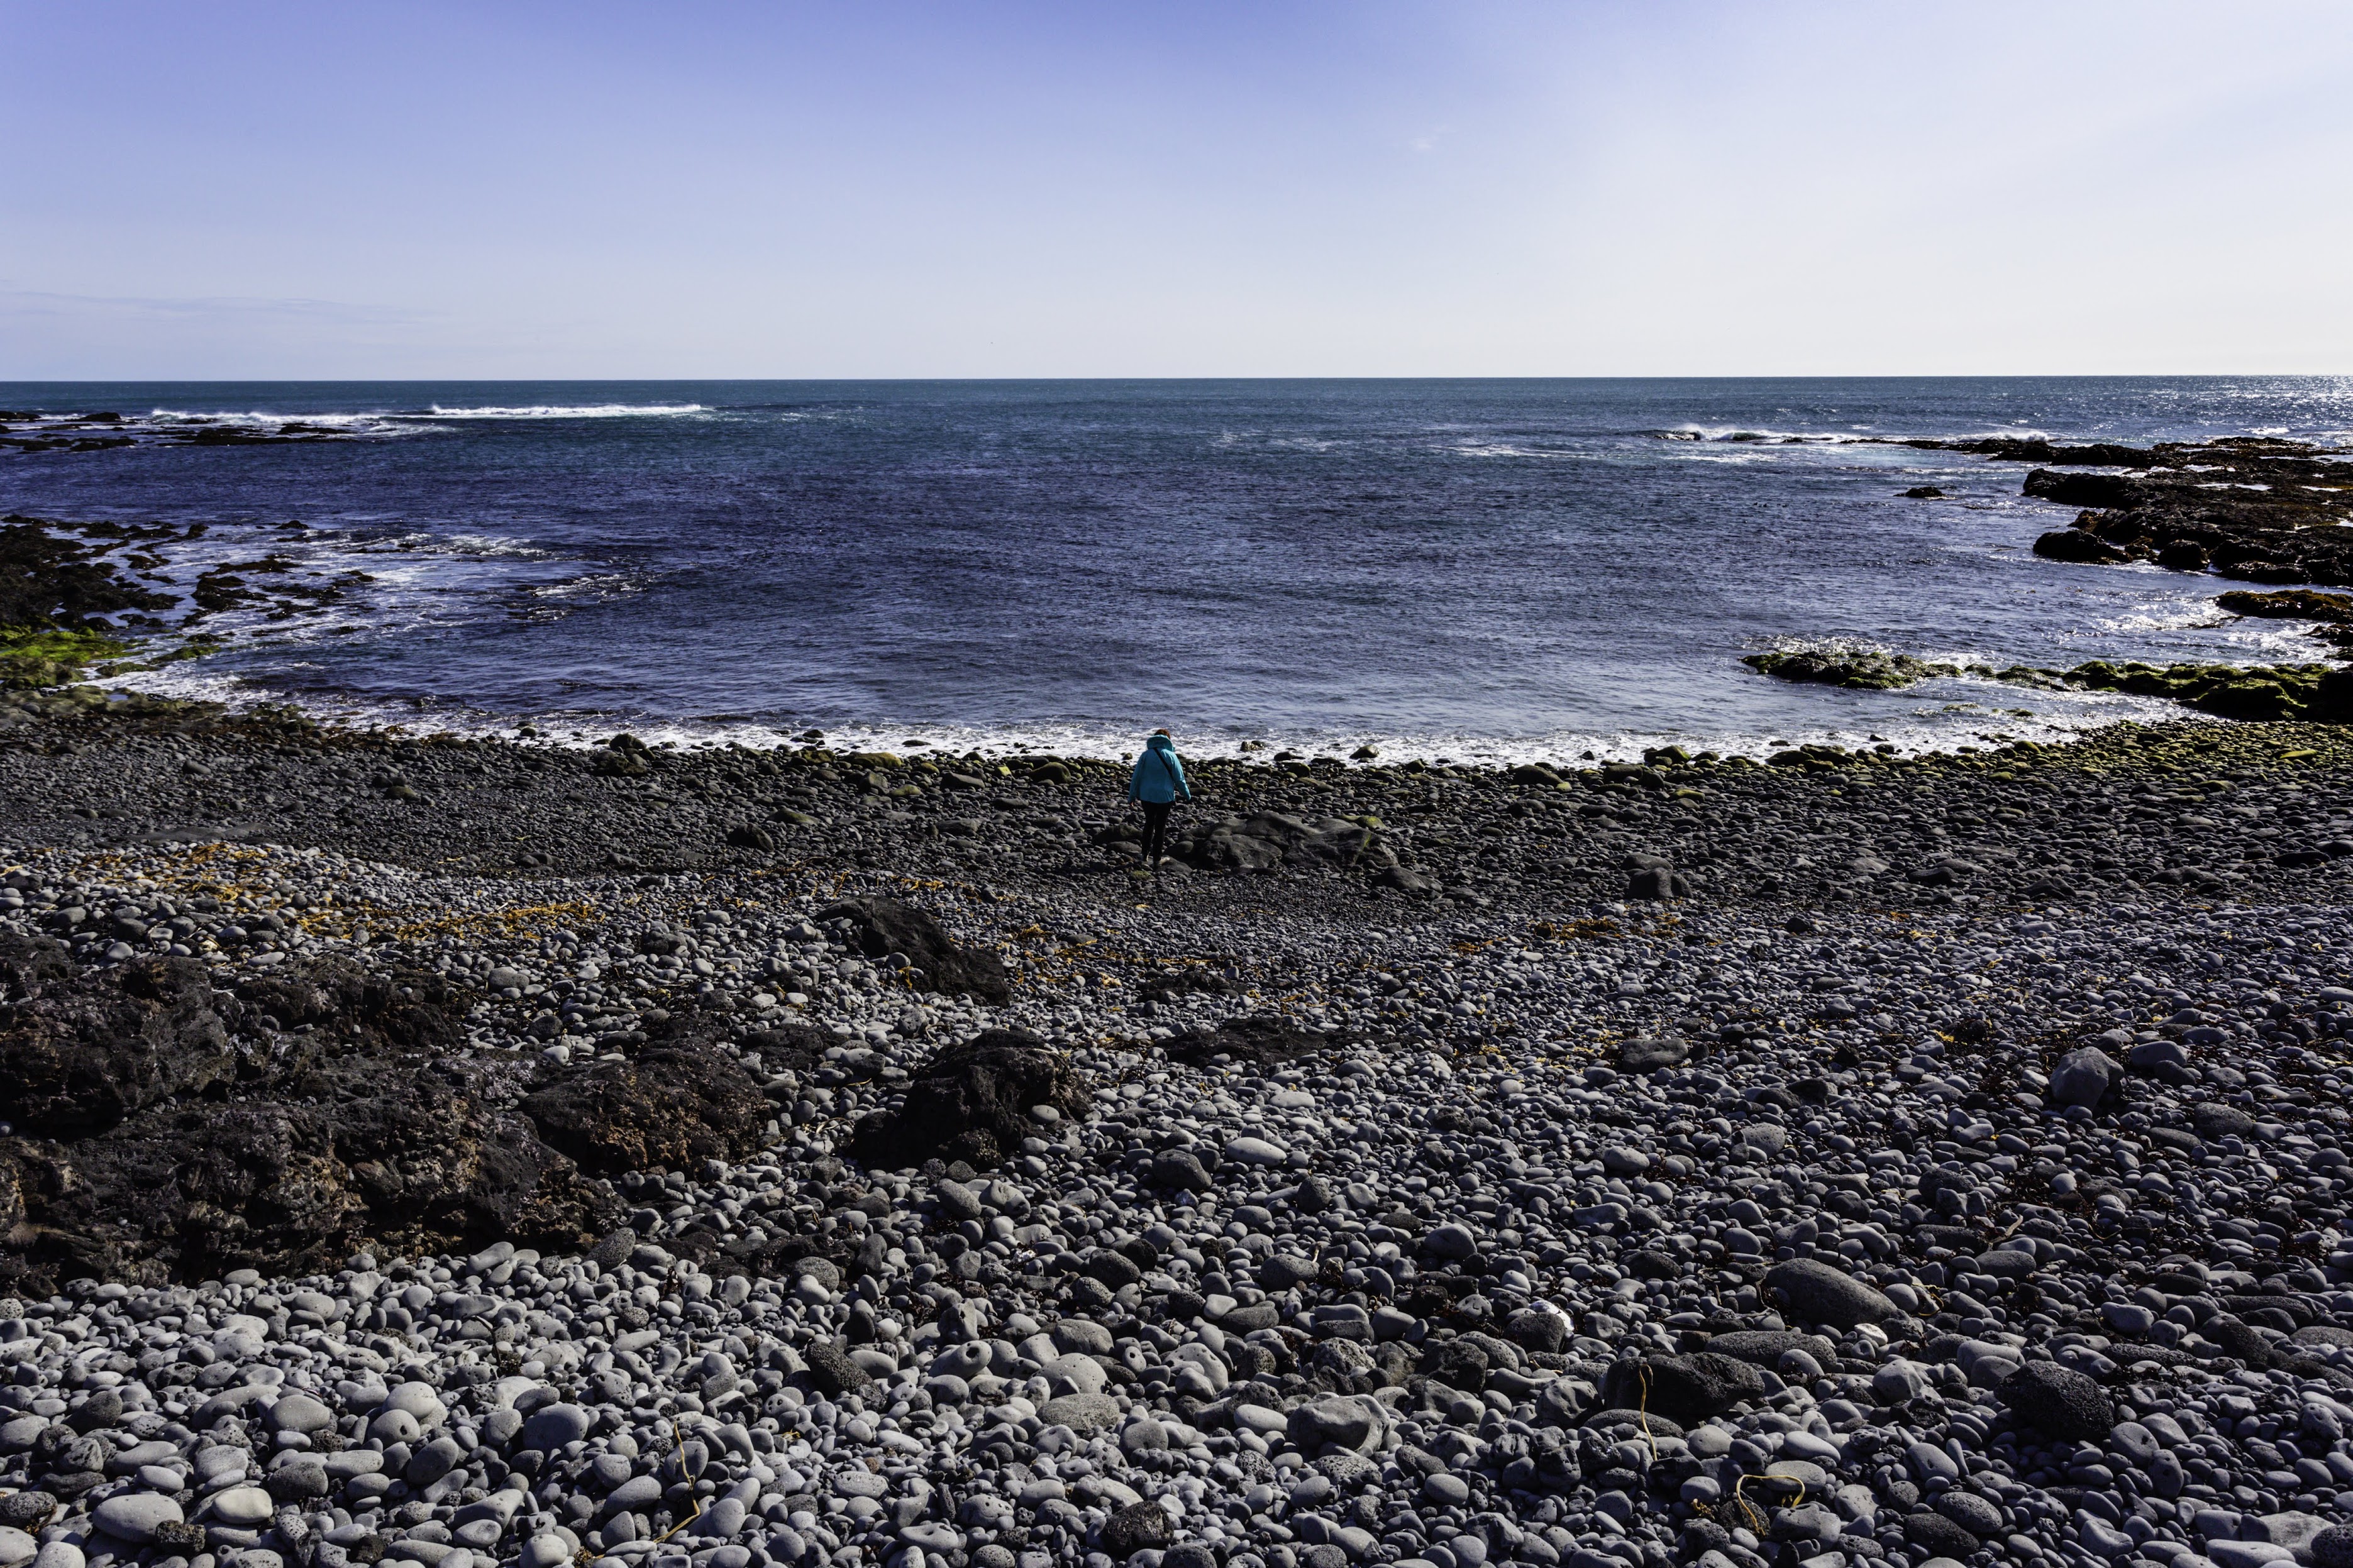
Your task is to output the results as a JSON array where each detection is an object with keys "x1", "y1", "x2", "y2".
[{"x1": 0, "y1": 628, "x2": 133, "y2": 689}]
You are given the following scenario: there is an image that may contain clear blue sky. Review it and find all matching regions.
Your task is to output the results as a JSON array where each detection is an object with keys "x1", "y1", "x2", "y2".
[{"x1": 4, "y1": 1, "x2": 2350, "y2": 378}]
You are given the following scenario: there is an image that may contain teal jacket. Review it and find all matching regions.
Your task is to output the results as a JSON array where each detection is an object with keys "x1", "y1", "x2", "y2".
[{"x1": 1128, "y1": 734, "x2": 1190, "y2": 803}]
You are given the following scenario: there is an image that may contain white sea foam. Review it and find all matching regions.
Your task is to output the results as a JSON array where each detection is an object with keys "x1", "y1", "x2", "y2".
[
  {"x1": 143, "y1": 408, "x2": 429, "y2": 436},
  {"x1": 78, "y1": 661, "x2": 2208, "y2": 776},
  {"x1": 1447, "y1": 440, "x2": 1586, "y2": 460},
  {"x1": 421, "y1": 403, "x2": 707, "y2": 419}
]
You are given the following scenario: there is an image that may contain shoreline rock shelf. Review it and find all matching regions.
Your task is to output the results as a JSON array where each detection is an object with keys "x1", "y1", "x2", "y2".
[
  {"x1": 1889, "y1": 436, "x2": 2353, "y2": 585},
  {"x1": 1744, "y1": 648, "x2": 2351, "y2": 723}
]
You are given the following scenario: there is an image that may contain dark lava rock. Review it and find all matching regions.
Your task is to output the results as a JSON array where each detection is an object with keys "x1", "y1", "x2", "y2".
[
  {"x1": 2309, "y1": 1525, "x2": 2353, "y2": 1568},
  {"x1": 2191, "y1": 1102, "x2": 2257, "y2": 1140},
  {"x1": 1763, "y1": 1257, "x2": 1902, "y2": 1329},
  {"x1": 0, "y1": 942, "x2": 234, "y2": 1136},
  {"x1": 1904, "y1": 1511, "x2": 1981, "y2": 1558},
  {"x1": 1163, "y1": 1013, "x2": 1332, "y2": 1069},
  {"x1": 2203, "y1": 1316, "x2": 2276, "y2": 1368},
  {"x1": 1084, "y1": 1249, "x2": 1142, "y2": 1289},
  {"x1": 1602, "y1": 1352, "x2": 1766, "y2": 1423},
  {"x1": 804, "y1": 1342, "x2": 872, "y2": 1398},
  {"x1": 850, "y1": 1028, "x2": 1089, "y2": 1170},
  {"x1": 0, "y1": 1491, "x2": 56, "y2": 1530},
  {"x1": 1626, "y1": 861, "x2": 1692, "y2": 901},
  {"x1": 519, "y1": 1045, "x2": 767, "y2": 1176},
  {"x1": 1173, "y1": 812, "x2": 1397, "y2": 875},
  {"x1": 1147, "y1": 1148, "x2": 1213, "y2": 1194},
  {"x1": 233, "y1": 958, "x2": 464, "y2": 1056},
  {"x1": 2000, "y1": 1361, "x2": 2116, "y2": 1439},
  {"x1": 1505, "y1": 1308, "x2": 1567, "y2": 1354},
  {"x1": 0, "y1": 519, "x2": 178, "y2": 627},
  {"x1": 1934, "y1": 1491, "x2": 2005, "y2": 1538},
  {"x1": 739, "y1": 1021, "x2": 834, "y2": 1074},
  {"x1": 1, "y1": 1058, "x2": 617, "y2": 1295},
  {"x1": 1424, "y1": 1338, "x2": 1492, "y2": 1391},
  {"x1": 817, "y1": 897, "x2": 1011, "y2": 1003},
  {"x1": 265, "y1": 1462, "x2": 330, "y2": 1503},
  {"x1": 587, "y1": 1226, "x2": 638, "y2": 1270},
  {"x1": 1704, "y1": 1330, "x2": 1837, "y2": 1371},
  {"x1": 1099, "y1": 1499, "x2": 1173, "y2": 1557},
  {"x1": 1617, "y1": 1037, "x2": 1690, "y2": 1073},
  {"x1": 65, "y1": 1389, "x2": 121, "y2": 1432}
]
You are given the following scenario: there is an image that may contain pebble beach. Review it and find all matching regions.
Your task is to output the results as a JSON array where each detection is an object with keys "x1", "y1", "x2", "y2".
[{"x1": 5, "y1": 690, "x2": 2353, "y2": 1568}]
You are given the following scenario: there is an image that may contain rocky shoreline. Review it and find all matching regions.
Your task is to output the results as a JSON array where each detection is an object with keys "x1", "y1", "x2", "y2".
[
  {"x1": 0, "y1": 414, "x2": 360, "y2": 456},
  {"x1": 6, "y1": 487, "x2": 2353, "y2": 1568},
  {"x1": 6, "y1": 690, "x2": 2353, "y2": 1568}
]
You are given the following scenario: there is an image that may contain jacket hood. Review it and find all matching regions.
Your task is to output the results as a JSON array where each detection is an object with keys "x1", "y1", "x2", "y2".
[{"x1": 1145, "y1": 734, "x2": 1175, "y2": 751}]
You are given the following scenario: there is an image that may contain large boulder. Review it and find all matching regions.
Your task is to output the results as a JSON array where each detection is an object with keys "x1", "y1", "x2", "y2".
[
  {"x1": 2033, "y1": 528, "x2": 2129, "y2": 564},
  {"x1": 519, "y1": 1046, "x2": 767, "y2": 1176},
  {"x1": 851, "y1": 1029, "x2": 1090, "y2": 1170},
  {"x1": 0, "y1": 948, "x2": 624, "y2": 1296},
  {"x1": 818, "y1": 898, "x2": 1010, "y2": 1003}
]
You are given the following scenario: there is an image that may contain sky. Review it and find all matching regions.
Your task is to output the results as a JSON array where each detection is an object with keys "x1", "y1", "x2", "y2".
[{"x1": 4, "y1": 1, "x2": 2351, "y2": 379}]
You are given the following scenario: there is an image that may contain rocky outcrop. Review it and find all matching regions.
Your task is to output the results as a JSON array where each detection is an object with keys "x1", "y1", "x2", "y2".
[
  {"x1": 0, "y1": 1059, "x2": 619, "y2": 1296},
  {"x1": 818, "y1": 896, "x2": 1011, "y2": 1003},
  {"x1": 851, "y1": 1029, "x2": 1090, "y2": 1170},
  {"x1": 2217, "y1": 588, "x2": 2353, "y2": 623},
  {"x1": 1979, "y1": 438, "x2": 2353, "y2": 585},
  {"x1": 0, "y1": 942, "x2": 235, "y2": 1135},
  {"x1": 0, "y1": 951, "x2": 793, "y2": 1293},
  {"x1": 1174, "y1": 811, "x2": 1397, "y2": 873},
  {"x1": 518, "y1": 1046, "x2": 768, "y2": 1175}
]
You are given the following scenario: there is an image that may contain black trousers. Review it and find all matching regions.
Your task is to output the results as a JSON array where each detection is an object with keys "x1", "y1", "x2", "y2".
[{"x1": 1140, "y1": 800, "x2": 1173, "y2": 867}]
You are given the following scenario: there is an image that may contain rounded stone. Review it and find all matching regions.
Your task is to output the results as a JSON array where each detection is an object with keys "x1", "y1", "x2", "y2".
[
  {"x1": 266, "y1": 1393, "x2": 336, "y2": 1436},
  {"x1": 1423, "y1": 1223, "x2": 1478, "y2": 1261},
  {"x1": 92, "y1": 1493, "x2": 184, "y2": 1544},
  {"x1": 1934, "y1": 1491, "x2": 2005, "y2": 1538},
  {"x1": 521, "y1": 1533, "x2": 573, "y2": 1568},
  {"x1": 521, "y1": 1403, "x2": 595, "y2": 1452}
]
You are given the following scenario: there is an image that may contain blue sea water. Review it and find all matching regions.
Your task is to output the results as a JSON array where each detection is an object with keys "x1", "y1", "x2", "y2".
[{"x1": 2, "y1": 377, "x2": 2350, "y2": 763}]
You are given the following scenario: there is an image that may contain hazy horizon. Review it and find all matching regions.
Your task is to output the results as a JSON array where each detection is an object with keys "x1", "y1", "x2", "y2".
[{"x1": 6, "y1": 1, "x2": 2351, "y2": 381}]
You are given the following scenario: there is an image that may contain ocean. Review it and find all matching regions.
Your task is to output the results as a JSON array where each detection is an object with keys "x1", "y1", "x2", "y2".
[{"x1": 4, "y1": 376, "x2": 2350, "y2": 764}]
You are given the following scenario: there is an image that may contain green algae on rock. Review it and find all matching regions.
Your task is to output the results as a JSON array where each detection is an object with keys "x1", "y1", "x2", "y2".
[{"x1": 1747, "y1": 641, "x2": 2353, "y2": 724}]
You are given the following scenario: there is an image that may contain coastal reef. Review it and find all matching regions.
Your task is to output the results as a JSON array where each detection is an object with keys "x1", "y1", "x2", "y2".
[
  {"x1": 1888, "y1": 437, "x2": 2353, "y2": 585},
  {"x1": 0, "y1": 412, "x2": 360, "y2": 455}
]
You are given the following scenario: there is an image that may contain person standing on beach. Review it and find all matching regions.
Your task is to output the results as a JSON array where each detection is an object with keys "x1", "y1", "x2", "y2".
[{"x1": 1127, "y1": 729, "x2": 1191, "y2": 876}]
